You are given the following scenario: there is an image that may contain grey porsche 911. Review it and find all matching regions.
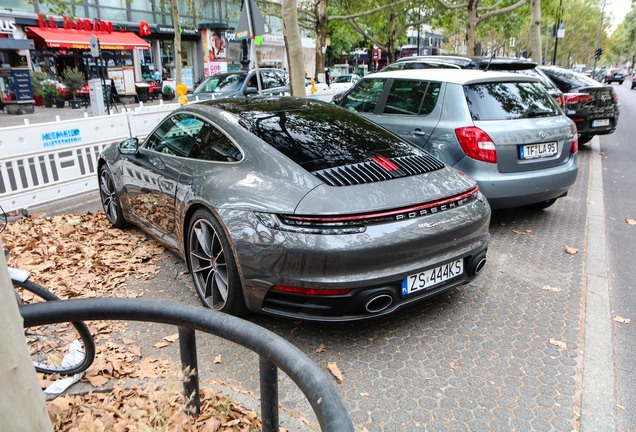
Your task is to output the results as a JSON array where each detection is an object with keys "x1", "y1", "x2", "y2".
[{"x1": 98, "y1": 97, "x2": 490, "y2": 321}]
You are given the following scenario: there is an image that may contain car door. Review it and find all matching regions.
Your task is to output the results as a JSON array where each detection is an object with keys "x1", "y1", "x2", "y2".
[
  {"x1": 259, "y1": 70, "x2": 289, "y2": 96},
  {"x1": 120, "y1": 113, "x2": 199, "y2": 240},
  {"x1": 339, "y1": 77, "x2": 443, "y2": 149}
]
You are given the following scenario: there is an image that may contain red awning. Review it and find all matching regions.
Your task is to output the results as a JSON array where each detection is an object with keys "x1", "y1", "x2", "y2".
[{"x1": 27, "y1": 27, "x2": 150, "y2": 50}]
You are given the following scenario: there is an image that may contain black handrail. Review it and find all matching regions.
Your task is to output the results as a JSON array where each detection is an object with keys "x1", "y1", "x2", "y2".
[{"x1": 20, "y1": 298, "x2": 354, "y2": 432}]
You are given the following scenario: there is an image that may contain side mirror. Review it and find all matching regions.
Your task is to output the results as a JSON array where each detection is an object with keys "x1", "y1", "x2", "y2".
[
  {"x1": 245, "y1": 87, "x2": 259, "y2": 96},
  {"x1": 118, "y1": 137, "x2": 139, "y2": 155}
]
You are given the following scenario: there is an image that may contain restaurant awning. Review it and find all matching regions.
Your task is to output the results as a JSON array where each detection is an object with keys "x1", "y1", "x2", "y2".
[{"x1": 27, "y1": 27, "x2": 150, "y2": 50}]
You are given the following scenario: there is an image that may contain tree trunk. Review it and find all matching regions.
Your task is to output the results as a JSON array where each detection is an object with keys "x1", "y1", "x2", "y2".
[
  {"x1": 172, "y1": 0, "x2": 182, "y2": 84},
  {"x1": 314, "y1": 0, "x2": 328, "y2": 81},
  {"x1": 466, "y1": 0, "x2": 479, "y2": 56},
  {"x1": 529, "y1": 0, "x2": 542, "y2": 62},
  {"x1": 0, "y1": 241, "x2": 52, "y2": 431},
  {"x1": 282, "y1": 0, "x2": 306, "y2": 96}
]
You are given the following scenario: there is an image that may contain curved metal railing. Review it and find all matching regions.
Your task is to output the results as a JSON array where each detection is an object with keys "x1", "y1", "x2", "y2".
[{"x1": 20, "y1": 298, "x2": 353, "y2": 432}]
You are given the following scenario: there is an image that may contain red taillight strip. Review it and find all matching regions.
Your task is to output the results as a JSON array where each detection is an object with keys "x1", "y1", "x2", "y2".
[
  {"x1": 271, "y1": 285, "x2": 352, "y2": 296},
  {"x1": 371, "y1": 155, "x2": 400, "y2": 171},
  {"x1": 282, "y1": 186, "x2": 479, "y2": 223}
]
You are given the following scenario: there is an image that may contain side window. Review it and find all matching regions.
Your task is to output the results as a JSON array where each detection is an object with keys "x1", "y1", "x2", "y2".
[
  {"x1": 145, "y1": 114, "x2": 203, "y2": 158},
  {"x1": 383, "y1": 80, "x2": 441, "y2": 116},
  {"x1": 188, "y1": 122, "x2": 242, "y2": 162},
  {"x1": 340, "y1": 79, "x2": 387, "y2": 113},
  {"x1": 261, "y1": 71, "x2": 285, "y2": 89}
]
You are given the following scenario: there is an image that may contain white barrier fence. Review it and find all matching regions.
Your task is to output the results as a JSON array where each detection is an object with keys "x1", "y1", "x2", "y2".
[{"x1": 0, "y1": 102, "x2": 179, "y2": 213}]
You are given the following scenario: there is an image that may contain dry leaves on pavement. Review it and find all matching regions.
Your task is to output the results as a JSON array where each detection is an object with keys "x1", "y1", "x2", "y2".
[
  {"x1": 327, "y1": 362, "x2": 345, "y2": 383},
  {"x1": 626, "y1": 219, "x2": 636, "y2": 225},
  {"x1": 613, "y1": 316, "x2": 631, "y2": 324},
  {"x1": 564, "y1": 245, "x2": 579, "y2": 255}
]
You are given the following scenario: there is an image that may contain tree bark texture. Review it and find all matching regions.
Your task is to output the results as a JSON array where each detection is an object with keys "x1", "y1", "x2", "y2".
[
  {"x1": 282, "y1": 0, "x2": 307, "y2": 96},
  {"x1": 0, "y1": 240, "x2": 52, "y2": 431},
  {"x1": 529, "y1": 0, "x2": 542, "y2": 62},
  {"x1": 172, "y1": 0, "x2": 182, "y2": 84}
]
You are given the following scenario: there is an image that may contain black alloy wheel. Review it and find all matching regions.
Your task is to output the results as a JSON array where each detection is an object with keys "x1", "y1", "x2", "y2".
[
  {"x1": 99, "y1": 165, "x2": 128, "y2": 228},
  {"x1": 186, "y1": 209, "x2": 247, "y2": 315}
]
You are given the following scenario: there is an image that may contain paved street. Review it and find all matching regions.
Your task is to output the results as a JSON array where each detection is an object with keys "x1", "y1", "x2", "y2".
[{"x1": 15, "y1": 103, "x2": 616, "y2": 431}]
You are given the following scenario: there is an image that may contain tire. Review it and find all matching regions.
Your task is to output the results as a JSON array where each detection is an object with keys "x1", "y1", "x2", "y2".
[
  {"x1": 526, "y1": 198, "x2": 557, "y2": 210},
  {"x1": 578, "y1": 134, "x2": 594, "y2": 145},
  {"x1": 99, "y1": 164, "x2": 128, "y2": 228},
  {"x1": 186, "y1": 209, "x2": 247, "y2": 316},
  {"x1": 14, "y1": 279, "x2": 96, "y2": 375}
]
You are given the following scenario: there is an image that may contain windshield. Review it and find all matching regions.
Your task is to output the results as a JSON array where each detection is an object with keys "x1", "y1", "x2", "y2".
[
  {"x1": 193, "y1": 73, "x2": 247, "y2": 94},
  {"x1": 333, "y1": 75, "x2": 352, "y2": 83}
]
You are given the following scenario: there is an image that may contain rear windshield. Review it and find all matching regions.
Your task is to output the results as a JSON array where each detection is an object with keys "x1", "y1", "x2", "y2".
[
  {"x1": 235, "y1": 102, "x2": 421, "y2": 172},
  {"x1": 193, "y1": 72, "x2": 246, "y2": 94},
  {"x1": 464, "y1": 81, "x2": 560, "y2": 121}
]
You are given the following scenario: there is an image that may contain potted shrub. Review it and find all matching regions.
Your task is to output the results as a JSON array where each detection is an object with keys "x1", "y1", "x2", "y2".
[
  {"x1": 41, "y1": 82, "x2": 57, "y2": 108},
  {"x1": 54, "y1": 87, "x2": 66, "y2": 108},
  {"x1": 30, "y1": 71, "x2": 47, "y2": 106},
  {"x1": 162, "y1": 84, "x2": 175, "y2": 101},
  {"x1": 61, "y1": 67, "x2": 85, "y2": 109}
]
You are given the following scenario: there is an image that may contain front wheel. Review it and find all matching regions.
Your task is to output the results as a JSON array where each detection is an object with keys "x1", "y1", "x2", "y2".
[
  {"x1": 186, "y1": 209, "x2": 247, "y2": 316},
  {"x1": 99, "y1": 164, "x2": 128, "y2": 228}
]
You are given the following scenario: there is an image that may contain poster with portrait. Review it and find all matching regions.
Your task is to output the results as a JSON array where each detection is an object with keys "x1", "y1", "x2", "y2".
[{"x1": 208, "y1": 29, "x2": 226, "y2": 61}]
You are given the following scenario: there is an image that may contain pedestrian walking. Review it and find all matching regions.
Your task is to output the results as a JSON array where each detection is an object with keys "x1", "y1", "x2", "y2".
[{"x1": 153, "y1": 69, "x2": 161, "y2": 86}]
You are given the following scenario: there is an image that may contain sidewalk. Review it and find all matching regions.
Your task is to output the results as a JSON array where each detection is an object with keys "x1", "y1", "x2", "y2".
[{"x1": 0, "y1": 98, "x2": 170, "y2": 129}]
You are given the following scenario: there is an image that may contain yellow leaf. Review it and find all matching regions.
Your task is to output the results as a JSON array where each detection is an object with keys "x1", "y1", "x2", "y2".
[
  {"x1": 549, "y1": 338, "x2": 567, "y2": 350},
  {"x1": 565, "y1": 246, "x2": 579, "y2": 255},
  {"x1": 613, "y1": 316, "x2": 631, "y2": 324},
  {"x1": 626, "y1": 219, "x2": 636, "y2": 225},
  {"x1": 327, "y1": 362, "x2": 345, "y2": 383},
  {"x1": 164, "y1": 333, "x2": 179, "y2": 342}
]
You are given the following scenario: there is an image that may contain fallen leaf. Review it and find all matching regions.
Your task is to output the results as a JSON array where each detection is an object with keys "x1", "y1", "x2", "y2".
[
  {"x1": 542, "y1": 285, "x2": 562, "y2": 292},
  {"x1": 512, "y1": 229, "x2": 531, "y2": 235},
  {"x1": 613, "y1": 316, "x2": 631, "y2": 324},
  {"x1": 153, "y1": 341, "x2": 170, "y2": 349},
  {"x1": 360, "y1": 392, "x2": 369, "y2": 397},
  {"x1": 214, "y1": 355, "x2": 222, "y2": 364},
  {"x1": 549, "y1": 338, "x2": 567, "y2": 350},
  {"x1": 315, "y1": 344, "x2": 326, "y2": 353},
  {"x1": 85, "y1": 374, "x2": 110, "y2": 387},
  {"x1": 626, "y1": 219, "x2": 636, "y2": 225},
  {"x1": 164, "y1": 333, "x2": 179, "y2": 342},
  {"x1": 327, "y1": 362, "x2": 345, "y2": 383},
  {"x1": 565, "y1": 246, "x2": 579, "y2": 255}
]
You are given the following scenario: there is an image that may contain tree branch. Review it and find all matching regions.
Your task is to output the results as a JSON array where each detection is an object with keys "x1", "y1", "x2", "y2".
[
  {"x1": 330, "y1": 0, "x2": 412, "y2": 20},
  {"x1": 430, "y1": 0, "x2": 468, "y2": 11},
  {"x1": 479, "y1": 0, "x2": 528, "y2": 21}
]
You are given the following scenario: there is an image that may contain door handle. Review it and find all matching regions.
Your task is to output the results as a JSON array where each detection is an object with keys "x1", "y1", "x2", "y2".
[{"x1": 412, "y1": 129, "x2": 427, "y2": 137}]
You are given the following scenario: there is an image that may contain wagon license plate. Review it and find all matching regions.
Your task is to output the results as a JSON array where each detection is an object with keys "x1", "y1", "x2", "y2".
[
  {"x1": 519, "y1": 142, "x2": 557, "y2": 159},
  {"x1": 592, "y1": 119, "x2": 610, "y2": 127},
  {"x1": 401, "y1": 259, "x2": 463, "y2": 296}
]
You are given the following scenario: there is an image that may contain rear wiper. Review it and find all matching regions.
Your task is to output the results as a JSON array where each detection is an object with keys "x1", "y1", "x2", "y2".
[{"x1": 526, "y1": 109, "x2": 554, "y2": 118}]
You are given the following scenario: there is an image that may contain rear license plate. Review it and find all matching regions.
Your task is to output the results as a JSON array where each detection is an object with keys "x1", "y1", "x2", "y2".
[
  {"x1": 401, "y1": 259, "x2": 463, "y2": 296},
  {"x1": 592, "y1": 119, "x2": 610, "y2": 127},
  {"x1": 519, "y1": 142, "x2": 557, "y2": 159}
]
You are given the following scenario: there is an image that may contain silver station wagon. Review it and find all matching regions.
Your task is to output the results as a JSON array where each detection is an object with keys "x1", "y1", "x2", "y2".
[{"x1": 335, "y1": 69, "x2": 579, "y2": 209}]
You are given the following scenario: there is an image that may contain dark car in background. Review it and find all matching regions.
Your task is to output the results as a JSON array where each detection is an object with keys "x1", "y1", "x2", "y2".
[
  {"x1": 603, "y1": 68, "x2": 627, "y2": 84},
  {"x1": 98, "y1": 97, "x2": 490, "y2": 321},
  {"x1": 191, "y1": 68, "x2": 288, "y2": 101},
  {"x1": 539, "y1": 66, "x2": 619, "y2": 144},
  {"x1": 335, "y1": 69, "x2": 578, "y2": 210}
]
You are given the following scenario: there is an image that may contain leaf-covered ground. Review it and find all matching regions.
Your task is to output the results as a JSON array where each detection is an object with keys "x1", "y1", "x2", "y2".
[{"x1": 2, "y1": 212, "x2": 262, "y2": 431}]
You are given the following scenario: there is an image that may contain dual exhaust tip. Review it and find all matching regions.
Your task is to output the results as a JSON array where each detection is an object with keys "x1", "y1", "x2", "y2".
[{"x1": 364, "y1": 254, "x2": 487, "y2": 314}]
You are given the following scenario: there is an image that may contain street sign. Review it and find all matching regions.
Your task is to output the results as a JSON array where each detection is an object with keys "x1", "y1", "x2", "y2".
[
  {"x1": 235, "y1": 0, "x2": 270, "y2": 40},
  {"x1": 89, "y1": 34, "x2": 99, "y2": 58}
]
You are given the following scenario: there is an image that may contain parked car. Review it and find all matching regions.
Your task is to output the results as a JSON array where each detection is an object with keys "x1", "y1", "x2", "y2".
[
  {"x1": 387, "y1": 55, "x2": 565, "y2": 107},
  {"x1": 539, "y1": 66, "x2": 619, "y2": 144},
  {"x1": 98, "y1": 97, "x2": 490, "y2": 321},
  {"x1": 191, "y1": 68, "x2": 288, "y2": 101},
  {"x1": 329, "y1": 73, "x2": 361, "y2": 92},
  {"x1": 381, "y1": 59, "x2": 461, "y2": 72},
  {"x1": 603, "y1": 68, "x2": 627, "y2": 84},
  {"x1": 335, "y1": 69, "x2": 579, "y2": 210}
]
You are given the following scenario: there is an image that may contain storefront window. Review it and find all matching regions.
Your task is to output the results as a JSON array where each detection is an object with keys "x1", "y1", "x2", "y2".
[
  {"x1": 160, "y1": 40, "x2": 174, "y2": 76},
  {"x1": 99, "y1": 8, "x2": 128, "y2": 21}
]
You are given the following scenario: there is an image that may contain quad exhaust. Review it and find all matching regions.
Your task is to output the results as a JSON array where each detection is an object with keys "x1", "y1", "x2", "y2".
[{"x1": 365, "y1": 294, "x2": 394, "y2": 313}]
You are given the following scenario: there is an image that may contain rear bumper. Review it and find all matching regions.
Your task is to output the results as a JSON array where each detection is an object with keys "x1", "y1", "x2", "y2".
[{"x1": 458, "y1": 155, "x2": 578, "y2": 209}]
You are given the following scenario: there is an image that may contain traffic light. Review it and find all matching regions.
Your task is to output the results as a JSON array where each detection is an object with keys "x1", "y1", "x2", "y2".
[{"x1": 595, "y1": 48, "x2": 604, "y2": 59}]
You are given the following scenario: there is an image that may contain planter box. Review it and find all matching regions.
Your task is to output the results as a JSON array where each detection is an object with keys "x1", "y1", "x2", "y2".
[
  {"x1": 55, "y1": 100, "x2": 66, "y2": 108},
  {"x1": 69, "y1": 99, "x2": 82, "y2": 109}
]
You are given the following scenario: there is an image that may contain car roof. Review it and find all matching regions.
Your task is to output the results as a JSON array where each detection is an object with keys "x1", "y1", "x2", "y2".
[
  {"x1": 395, "y1": 55, "x2": 537, "y2": 70},
  {"x1": 365, "y1": 68, "x2": 541, "y2": 85}
]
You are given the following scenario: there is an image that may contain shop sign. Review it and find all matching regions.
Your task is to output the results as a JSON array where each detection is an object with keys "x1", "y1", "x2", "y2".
[
  {"x1": 156, "y1": 25, "x2": 198, "y2": 36},
  {"x1": 37, "y1": 14, "x2": 113, "y2": 33},
  {"x1": 0, "y1": 18, "x2": 17, "y2": 33}
]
